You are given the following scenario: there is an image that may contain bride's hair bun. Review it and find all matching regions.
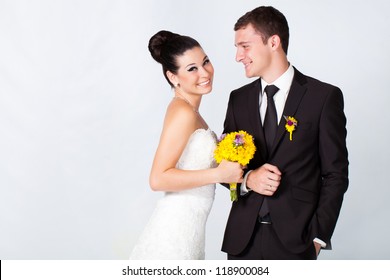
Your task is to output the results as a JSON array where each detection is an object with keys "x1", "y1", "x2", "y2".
[{"x1": 148, "y1": 30, "x2": 179, "y2": 64}]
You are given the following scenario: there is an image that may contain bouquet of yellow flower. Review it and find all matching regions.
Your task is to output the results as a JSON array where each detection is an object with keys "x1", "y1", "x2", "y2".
[{"x1": 214, "y1": 130, "x2": 256, "y2": 201}]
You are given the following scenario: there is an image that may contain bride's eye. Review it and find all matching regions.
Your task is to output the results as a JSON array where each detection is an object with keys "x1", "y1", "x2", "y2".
[
  {"x1": 187, "y1": 66, "x2": 198, "y2": 72},
  {"x1": 203, "y1": 59, "x2": 210, "y2": 65}
]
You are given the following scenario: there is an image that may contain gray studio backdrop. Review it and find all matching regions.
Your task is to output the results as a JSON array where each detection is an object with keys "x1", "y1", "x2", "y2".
[{"x1": 0, "y1": 0, "x2": 389, "y2": 259}]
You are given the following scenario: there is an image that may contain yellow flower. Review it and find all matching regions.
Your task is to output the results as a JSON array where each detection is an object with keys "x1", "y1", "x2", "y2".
[
  {"x1": 284, "y1": 116, "x2": 298, "y2": 141},
  {"x1": 214, "y1": 130, "x2": 256, "y2": 201}
]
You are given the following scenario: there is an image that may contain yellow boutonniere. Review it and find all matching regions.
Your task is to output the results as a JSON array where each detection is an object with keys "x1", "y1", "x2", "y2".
[{"x1": 284, "y1": 116, "x2": 298, "y2": 141}]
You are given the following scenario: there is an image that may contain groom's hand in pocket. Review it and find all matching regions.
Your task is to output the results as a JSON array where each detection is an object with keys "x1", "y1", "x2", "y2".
[{"x1": 246, "y1": 163, "x2": 281, "y2": 196}]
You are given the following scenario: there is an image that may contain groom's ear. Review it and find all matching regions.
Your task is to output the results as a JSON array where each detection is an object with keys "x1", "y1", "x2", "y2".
[
  {"x1": 268, "y1": 35, "x2": 281, "y2": 51},
  {"x1": 166, "y1": 70, "x2": 178, "y2": 86}
]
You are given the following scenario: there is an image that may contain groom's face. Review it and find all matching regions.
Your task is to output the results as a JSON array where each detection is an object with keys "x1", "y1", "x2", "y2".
[{"x1": 234, "y1": 23, "x2": 272, "y2": 79}]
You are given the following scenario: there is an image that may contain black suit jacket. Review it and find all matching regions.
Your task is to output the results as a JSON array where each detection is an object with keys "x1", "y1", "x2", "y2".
[{"x1": 221, "y1": 67, "x2": 349, "y2": 255}]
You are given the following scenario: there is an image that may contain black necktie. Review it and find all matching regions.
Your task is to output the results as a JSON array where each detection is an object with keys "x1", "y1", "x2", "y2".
[
  {"x1": 263, "y1": 85, "x2": 279, "y2": 153},
  {"x1": 259, "y1": 85, "x2": 279, "y2": 219}
]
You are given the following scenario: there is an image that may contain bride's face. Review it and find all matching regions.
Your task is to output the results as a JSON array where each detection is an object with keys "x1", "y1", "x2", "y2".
[{"x1": 172, "y1": 47, "x2": 214, "y2": 96}]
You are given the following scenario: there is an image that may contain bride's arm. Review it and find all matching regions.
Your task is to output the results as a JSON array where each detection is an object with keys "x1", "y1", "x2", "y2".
[{"x1": 149, "y1": 103, "x2": 242, "y2": 192}]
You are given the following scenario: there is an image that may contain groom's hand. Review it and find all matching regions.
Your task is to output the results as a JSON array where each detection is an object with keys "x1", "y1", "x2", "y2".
[
  {"x1": 247, "y1": 164, "x2": 281, "y2": 196},
  {"x1": 314, "y1": 241, "x2": 322, "y2": 256}
]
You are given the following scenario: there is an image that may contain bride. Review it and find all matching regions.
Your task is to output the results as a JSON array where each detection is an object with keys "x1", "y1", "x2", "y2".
[{"x1": 129, "y1": 30, "x2": 244, "y2": 260}]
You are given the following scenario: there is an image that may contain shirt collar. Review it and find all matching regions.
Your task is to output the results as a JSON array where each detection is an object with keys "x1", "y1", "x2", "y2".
[{"x1": 261, "y1": 64, "x2": 294, "y2": 95}]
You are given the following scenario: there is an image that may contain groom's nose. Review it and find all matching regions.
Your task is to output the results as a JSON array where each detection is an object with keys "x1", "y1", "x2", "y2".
[{"x1": 235, "y1": 48, "x2": 244, "y2": 62}]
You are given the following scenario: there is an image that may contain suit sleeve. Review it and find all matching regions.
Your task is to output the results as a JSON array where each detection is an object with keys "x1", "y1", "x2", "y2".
[
  {"x1": 317, "y1": 87, "x2": 349, "y2": 247},
  {"x1": 221, "y1": 91, "x2": 254, "y2": 194},
  {"x1": 223, "y1": 92, "x2": 237, "y2": 134},
  {"x1": 220, "y1": 92, "x2": 241, "y2": 191}
]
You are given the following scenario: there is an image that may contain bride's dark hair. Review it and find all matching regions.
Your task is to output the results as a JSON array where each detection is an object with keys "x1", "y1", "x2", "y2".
[{"x1": 148, "y1": 30, "x2": 201, "y2": 87}]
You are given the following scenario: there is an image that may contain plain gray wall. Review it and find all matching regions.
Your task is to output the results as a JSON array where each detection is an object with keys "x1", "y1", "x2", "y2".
[{"x1": 0, "y1": 0, "x2": 389, "y2": 259}]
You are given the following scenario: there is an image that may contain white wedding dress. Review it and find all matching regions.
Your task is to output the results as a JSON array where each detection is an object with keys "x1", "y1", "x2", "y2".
[{"x1": 130, "y1": 128, "x2": 217, "y2": 260}]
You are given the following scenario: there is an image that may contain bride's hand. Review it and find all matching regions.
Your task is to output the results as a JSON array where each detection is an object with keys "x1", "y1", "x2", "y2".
[{"x1": 217, "y1": 160, "x2": 244, "y2": 183}]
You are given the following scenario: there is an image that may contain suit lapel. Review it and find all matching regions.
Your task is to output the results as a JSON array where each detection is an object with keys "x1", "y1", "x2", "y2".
[{"x1": 269, "y1": 69, "x2": 307, "y2": 156}]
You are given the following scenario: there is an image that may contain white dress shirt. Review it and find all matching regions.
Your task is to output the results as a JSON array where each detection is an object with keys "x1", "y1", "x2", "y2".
[{"x1": 259, "y1": 64, "x2": 294, "y2": 126}]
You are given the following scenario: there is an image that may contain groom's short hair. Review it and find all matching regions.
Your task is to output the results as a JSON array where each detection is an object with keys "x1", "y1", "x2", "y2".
[{"x1": 234, "y1": 6, "x2": 290, "y2": 55}]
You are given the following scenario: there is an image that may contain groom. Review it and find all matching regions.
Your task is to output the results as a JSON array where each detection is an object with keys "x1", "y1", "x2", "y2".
[{"x1": 221, "y1": 6, "x2": 349, "y2": 259}]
